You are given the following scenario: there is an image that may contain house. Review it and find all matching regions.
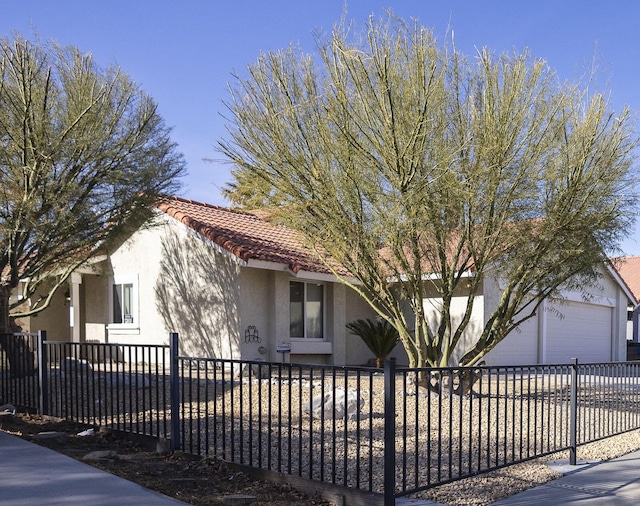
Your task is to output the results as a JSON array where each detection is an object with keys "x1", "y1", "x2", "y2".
[
  {"x1": 29, "y1": 196, "x2": 388, "y2": 365},
  {"x1": 24, "y1": 197, "x2": 636, "y2": 367}
]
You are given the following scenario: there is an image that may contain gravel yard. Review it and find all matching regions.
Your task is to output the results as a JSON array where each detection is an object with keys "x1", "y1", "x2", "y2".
[{"x1": 176, "y1": 364, "x2": 640, "y2": 502}]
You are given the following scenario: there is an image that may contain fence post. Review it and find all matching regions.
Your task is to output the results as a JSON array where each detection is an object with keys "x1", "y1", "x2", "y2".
[
  {"x1": 169, "y1": 332, "x2": 181, "y2": 452},
  {"x1": 383, "y1": 358, "x2": 396, "y2": 506},
  {"x1": 569, "y1": 358, "x2": 578, "y2": 466},
  {"x1": 37, "y1": 330, "x2": 48, "y2": 415}
]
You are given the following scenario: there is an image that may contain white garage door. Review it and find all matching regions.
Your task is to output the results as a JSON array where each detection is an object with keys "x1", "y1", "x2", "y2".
[{"x1": 545, "y1": 301, "x2": 612, "y2": 363}]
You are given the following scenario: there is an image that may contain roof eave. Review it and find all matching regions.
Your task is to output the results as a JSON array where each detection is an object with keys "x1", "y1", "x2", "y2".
[
  {"x1": 606, "y1": 261, "x2": 638, "y2": 306},
  {"x1": 246, "y1": 258, "x2": 357, "y2": 283}
]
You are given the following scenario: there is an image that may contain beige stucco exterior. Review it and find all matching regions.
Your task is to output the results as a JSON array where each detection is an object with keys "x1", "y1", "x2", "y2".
[
  {"x1": 31, "y1": 214, "x2": 403, "y2": 366},
  {"x1": 392, "y1": 263, "x2": 631, "y2": 367},
  {"x1": 25, "y1": 212, "x2": 631, "y2": 367}
]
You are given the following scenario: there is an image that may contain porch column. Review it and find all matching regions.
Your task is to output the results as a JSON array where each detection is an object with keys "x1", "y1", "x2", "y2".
[{"x1": 69, "y1": 272, "x2": 83, "y2": 343}]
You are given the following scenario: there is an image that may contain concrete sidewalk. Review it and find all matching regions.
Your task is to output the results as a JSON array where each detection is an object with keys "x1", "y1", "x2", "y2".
[
  {"x1": 491, "y1": 449, "x2": 640, "y2": 505},
  {"x1": 0, "y1": 431, "x2": 187, "y2": 506}
]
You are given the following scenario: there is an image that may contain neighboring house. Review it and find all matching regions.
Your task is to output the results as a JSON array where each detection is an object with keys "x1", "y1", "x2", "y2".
[
  {"x1": 610, "y1": 256, "x2": 640, "y2": 342},
  {"x1": 23, "y1": 197, "x2": 636, "y2": 367}
]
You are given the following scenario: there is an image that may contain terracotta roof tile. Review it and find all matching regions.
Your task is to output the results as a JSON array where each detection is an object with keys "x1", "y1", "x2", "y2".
[
  {"x1": 612, "y1": 256, "x2": 640, "y2": 304},
  {"x1": 156, "y1": 196, "x2": 349, "y2": 277}
]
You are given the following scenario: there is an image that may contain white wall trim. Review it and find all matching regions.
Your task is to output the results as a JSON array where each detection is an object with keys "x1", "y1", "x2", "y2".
[{"x1": 289, "y1": 340, "x2": 333, "y2": 355}]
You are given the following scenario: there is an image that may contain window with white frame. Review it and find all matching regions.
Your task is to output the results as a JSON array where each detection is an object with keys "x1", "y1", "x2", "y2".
[
  {"x1": 112, "y1": 282, "x2": 136, "y2": 325},
  {"x1": 289, "y1": 281, "x2": 324, "y2": 339}
]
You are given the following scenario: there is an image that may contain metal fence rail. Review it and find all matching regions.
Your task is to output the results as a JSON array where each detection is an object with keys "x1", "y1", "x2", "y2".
[
  {"x1": 174, "y1": 356, "x2": 640, "y2": 501},
  {"x1": 0, "y1": 333, "x2": 171, "y2": 440},
  {"x1": 388, "y1": 362, "x2": 576, "y2": 498},
  {"x1": 575, "y1": 362, "x2": 640, "y2": 446},
  {"x1": 3, "y1": 331, "x2": 640, "y2": 505},
  {"x1": 177, "y1": 356, "x2": 383, "y2": 492},
  {"x1": 43, "y1": 340, "x2": 172, "y2": 439},
  {"x1": 0, "y1": 332, "x2": 38, "y2": 410},
  {"x1": 387, "y1": 360, "x2": 640, "y2": 499}
]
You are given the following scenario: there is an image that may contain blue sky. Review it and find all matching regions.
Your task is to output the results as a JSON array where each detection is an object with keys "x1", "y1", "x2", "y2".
[{"x1": 2, "y1": 1, "x2": 640, "y2": 253}]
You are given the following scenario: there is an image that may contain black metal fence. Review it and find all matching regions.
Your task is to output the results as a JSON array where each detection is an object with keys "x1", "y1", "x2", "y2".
[
  {"x1": 2, "y1": 331, "x2": 640, "y2": 506},
  {"x1": 1, "y1": 331, "x2": 172, "y2": 440},
  {"x1": 0, "y1": 332, "x2": 39, "y2": 409}
]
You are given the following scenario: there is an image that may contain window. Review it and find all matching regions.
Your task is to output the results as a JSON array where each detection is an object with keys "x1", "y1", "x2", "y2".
[
  {"x1": 113, "y1": 283, "x2": 135, "y2": 324},
  {"x1": 290, "y1": 281, "x2": 324, "y2": 339}
]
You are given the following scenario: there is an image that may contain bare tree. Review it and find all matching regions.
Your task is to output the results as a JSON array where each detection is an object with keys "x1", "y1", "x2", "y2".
[
  {"x1": 219, "y1": 14, "x2": 638, "y2": 370},
  {"x1": 0, "y1": 35, "x2": 185, "y2": 369}
]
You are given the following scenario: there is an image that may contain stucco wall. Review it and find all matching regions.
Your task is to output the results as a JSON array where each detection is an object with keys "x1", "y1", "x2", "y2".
[
  {"x1": 396, "y1": 280, "x2": 484, "y2": 367},
  {"x1": 235, "y1": 272, "x2": 381, "y2": 366},
  {"x1": 424, "y1": 292, "x2": 485, "y2": 366},
  {"x1": 22, "y1": 287, "x2": 71, "y2": 341},
  {"x1": 103, "y1": 219, "x2": 242, "y2": 358},
  {"x1": 106, "y1": 223, "x2": 164, "y2": 345},
  {"x1": 391, "y1": 263, "x2": 630, "y2": 367},
  {"x1": 238, "y1": 267, "x2": 273, "y2": 361},
  {"x1": 267, "y1": 272, "x2": 345, "y2": 366},
  {"x1": 342, "y1": 286, "x2": 410, "y2": 366}
]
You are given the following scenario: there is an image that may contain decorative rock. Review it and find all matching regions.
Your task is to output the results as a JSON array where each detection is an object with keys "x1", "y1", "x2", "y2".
[
  {"x1": 240, "y1": 360, "x2": 270, "y2": 380},
  {"x1": 0, "y1": 403, "x2": 16, "y2": 416},
  {"x1": 405, "y1": 374, "x2": 431, "y2": 397},
  {"x1": 34, "y1": 431, "x2": 69, "y2": 442},
  {"x1": 222, "y1": 495, "x2": 257, "y2": 505},
  {"x1": 81, "y1": 450, "x2": 118, "y2": 461},
  {"x1": 304, "y1": 387, "x2": 364, "y2": 420},
  {"x1": 60, "y1": 356, "x2": 93, "y2": 374},
  {"x1": 103, "y1": 372, "x2": 150, "y2": 389}
]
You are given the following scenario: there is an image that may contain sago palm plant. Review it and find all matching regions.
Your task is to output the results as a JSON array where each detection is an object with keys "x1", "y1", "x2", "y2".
[{"x1": 346, "y1": 318, "x2": 400, "y2": 368}]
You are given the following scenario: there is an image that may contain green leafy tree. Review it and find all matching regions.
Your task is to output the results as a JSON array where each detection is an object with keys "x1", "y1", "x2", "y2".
[
  {"x1": 0, "y1": 35, "x2": 185, "y2": 367},
  {"x1": 219, "y1": 14, "x2": 638, "y2": 370}
]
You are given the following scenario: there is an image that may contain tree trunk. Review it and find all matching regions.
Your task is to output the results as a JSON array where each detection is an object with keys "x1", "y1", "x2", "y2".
[{"x1": 0, "y1": 286, "x2": 36, "y2": 379}]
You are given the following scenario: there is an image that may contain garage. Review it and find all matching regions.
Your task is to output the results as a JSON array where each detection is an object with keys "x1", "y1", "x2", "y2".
[{"x1": 544, "y1": 300, "x2": 613, "y2": 363}]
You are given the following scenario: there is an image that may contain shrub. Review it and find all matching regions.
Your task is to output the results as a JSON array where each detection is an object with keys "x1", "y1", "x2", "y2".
[{"x1": 346, "y1": 318, "x2": 399, "y2": 368}]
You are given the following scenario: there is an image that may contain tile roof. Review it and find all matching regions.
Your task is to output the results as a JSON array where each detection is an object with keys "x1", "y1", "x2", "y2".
[
  {"x1": 612, "y1": 256, "x2": 640, "y2": 304},
  {"x1": 156, "y1": 196, "x2": 349, "y2": 277}
]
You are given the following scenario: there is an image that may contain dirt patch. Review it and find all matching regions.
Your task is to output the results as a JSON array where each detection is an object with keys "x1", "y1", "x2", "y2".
[{"x1": 0, "y1": 412, "x2": 333, "y2": 506}]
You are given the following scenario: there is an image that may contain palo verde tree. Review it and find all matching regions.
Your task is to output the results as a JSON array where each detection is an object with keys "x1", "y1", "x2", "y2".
[
  {"x1": 219, "y1": 14, "x2": 638, "y2": 370},
  {"x1": 0, "y1": 35, "x2": 185, "y2": 343}
]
